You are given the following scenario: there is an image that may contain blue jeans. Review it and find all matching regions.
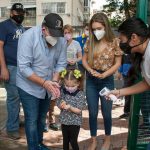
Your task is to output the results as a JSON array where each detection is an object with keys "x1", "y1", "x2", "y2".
[
  {"x1": 18, "y1": 88, "x2": 50, "y2": 150},
  {"x1": 5, "y1": 65, "x2": 20, "y2": 132},
  {"x1": 86, "y1": 72, "x2": 114, "y2": 136}
]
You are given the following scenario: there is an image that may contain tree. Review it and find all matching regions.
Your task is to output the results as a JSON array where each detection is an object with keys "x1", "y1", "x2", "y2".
[{"x1": 103, "y1": 0, "x2": 136, "y2": 27}]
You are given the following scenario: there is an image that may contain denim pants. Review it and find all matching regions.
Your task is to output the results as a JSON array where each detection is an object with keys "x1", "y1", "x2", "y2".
[
  {"x1": 18, "y1": 88, "x2": 50, "y2": 150},
  {"x1": 86, "y1": 72, "x2": 114, "y2": 136},
  {"x1": 4, "y1": 65, "x2": 20, "y2": 132}
]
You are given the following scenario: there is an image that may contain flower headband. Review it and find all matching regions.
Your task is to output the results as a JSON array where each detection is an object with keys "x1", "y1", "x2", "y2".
[{"x1": 60, "y1": 69, "x2": 82, "y2": 79}]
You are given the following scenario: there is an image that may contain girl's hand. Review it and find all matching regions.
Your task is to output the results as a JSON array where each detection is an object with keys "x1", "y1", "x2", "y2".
[
  {"x1": 60, "y1": 100, "x2": 66, "y2": 109},
  {"x1": 63, "y1": 104, "x2": 71, "y2": 110}
]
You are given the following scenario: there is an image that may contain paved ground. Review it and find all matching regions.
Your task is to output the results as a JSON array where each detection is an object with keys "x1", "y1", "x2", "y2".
[{"x1": 0, "y1": 88, "x2": 128, "y2": 150}]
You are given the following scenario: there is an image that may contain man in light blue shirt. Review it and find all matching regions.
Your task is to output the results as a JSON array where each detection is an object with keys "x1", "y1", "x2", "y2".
[{"x1": 16, "y1": 13, "x2": 67, "y2": 150}]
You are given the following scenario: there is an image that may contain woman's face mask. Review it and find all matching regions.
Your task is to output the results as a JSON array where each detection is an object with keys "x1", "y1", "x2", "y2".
[
  {"x1": 93, "y1": 29, "x2": 105, "y2": 40},
  {"x1": 119, "y1": 39, "x2": 146, "y2": 54},
  {"x1": 45, "y1": 36, "x2": 58, "y2": 46},
  {"x1": 64, "y1": 33, "x2": 72, "y2": 41},
  {"x1": 119, "y1": 41, "x2": 132, "y2": 54}
]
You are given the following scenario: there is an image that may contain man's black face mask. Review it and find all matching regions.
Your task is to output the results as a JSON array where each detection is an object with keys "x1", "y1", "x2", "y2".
[{"x1": 11, "y1": 14, "x2": 24, "y2": 24}]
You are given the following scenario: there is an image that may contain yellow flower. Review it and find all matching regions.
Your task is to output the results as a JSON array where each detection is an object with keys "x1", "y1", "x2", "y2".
[
  {"x1": 74, "y1": 69, "x2": 82, "y2": 79},
  {"x1": 60, "y1": 69, "x2": 67, "y2": 78}
]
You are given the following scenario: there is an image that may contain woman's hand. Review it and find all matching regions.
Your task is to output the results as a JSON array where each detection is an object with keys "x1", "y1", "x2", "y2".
[
  {"x1": 43, "y1": 80, "x2": 60, "y2": 98},
  {"x1": 107, "y1": 89, "x2": 121, "y2": 99},
  {"x1": 90, "y1": 70, "x2": 106, "y2": 79}
]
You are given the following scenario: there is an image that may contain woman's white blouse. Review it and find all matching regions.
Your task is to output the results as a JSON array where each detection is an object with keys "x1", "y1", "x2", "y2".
[{"x1": 141, "y1": 41, "x2": 150, "y2": 85}]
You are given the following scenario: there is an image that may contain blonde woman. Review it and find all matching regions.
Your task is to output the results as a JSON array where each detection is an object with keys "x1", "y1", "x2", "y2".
[
  {"x1": 82, "y1": 13, "x2": 122, "y2": 150},
  {"x1": 63, "y1": 24, "x2": 82, "y2": 70}
]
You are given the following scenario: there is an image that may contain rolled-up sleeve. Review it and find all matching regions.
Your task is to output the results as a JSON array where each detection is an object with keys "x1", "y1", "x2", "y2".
[
  {"x1": 54, "y1": 41, "x2": 67, "y2": 73},
  {"x1": 17, "y1": 32, "x2": 34, "y2": 78}
]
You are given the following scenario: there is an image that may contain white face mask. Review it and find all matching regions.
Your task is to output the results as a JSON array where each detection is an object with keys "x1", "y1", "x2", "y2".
[
  {"x1": 45, "y1": 36, "x2": 58, "y2": 46},
  {"x1": 84, "y1": 30, "x2": 89, "y2": 36},
  {"x1": 93, "y1": 29, "x2": 105, "y2": 40}
]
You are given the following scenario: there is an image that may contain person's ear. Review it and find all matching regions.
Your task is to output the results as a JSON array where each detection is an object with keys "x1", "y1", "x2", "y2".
[
  {"x1": 42, "y1": 26, "x2": 49, "y2": 36},
  {"x1": 131, "y1": 33, "x2": 138, "y2": 43}
]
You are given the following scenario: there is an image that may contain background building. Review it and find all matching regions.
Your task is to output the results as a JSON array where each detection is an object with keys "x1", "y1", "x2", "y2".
[{"x1": 0, "y1": 0, "x2": 90, "y2": 35}]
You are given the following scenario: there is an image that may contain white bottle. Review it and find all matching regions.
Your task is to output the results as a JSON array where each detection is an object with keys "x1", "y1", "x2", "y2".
[{"x1": 99, "y1": 87, "x2": 118, "y2": 102}]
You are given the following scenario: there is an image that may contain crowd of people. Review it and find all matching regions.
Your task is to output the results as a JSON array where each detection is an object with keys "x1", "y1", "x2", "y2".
[{"x1": 0, "y1": 2, "x2": 150, "y2": 150}]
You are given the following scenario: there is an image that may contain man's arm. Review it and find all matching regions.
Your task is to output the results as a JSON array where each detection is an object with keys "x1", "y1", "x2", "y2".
[
  {"x1": 17, "y1": 32, "x2": 60, "y2": 98},
  {"x1": 27, "y1": 73, "x2": 60, "y2": 98},
  {"x1": 0, "y1": 41, "x2": 9, "y2": 81},
  {"x1": 52, "y1": 72, "x2": 60, "y2": 82}
]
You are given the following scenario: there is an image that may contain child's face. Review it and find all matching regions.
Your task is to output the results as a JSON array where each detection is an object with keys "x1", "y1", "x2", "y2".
[{"x1": 64, "y1": 79, "x2": 79, "y2": 93}]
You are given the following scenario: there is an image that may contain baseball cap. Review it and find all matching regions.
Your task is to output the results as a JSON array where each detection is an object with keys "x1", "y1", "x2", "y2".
[
  {"x1": 43, "y1": 13, "x2": 63, "y2": 37},
  {"x1": 11, "y1": 3, "x2": 24, "y2": 13}
]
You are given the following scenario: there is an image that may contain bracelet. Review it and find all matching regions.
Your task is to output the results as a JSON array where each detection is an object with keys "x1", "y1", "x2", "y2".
[
  {"x1": 118, "y1": 89, "x2": 120, "y2": 96},
  {"x1": 42, "y1": 80, "x2": 46, "y2": 87},
  {"x1": 52, "y1": 80, "x2": 59, "y2": 83}
]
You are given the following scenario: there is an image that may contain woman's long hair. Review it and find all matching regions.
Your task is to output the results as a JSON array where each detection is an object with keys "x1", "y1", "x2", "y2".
[
  {"x1": 118, "y1": 17, "x2": 150, "y2": 82},
  {"x1": 88, "y1": 13, "x2": 115, "y2": 67}
]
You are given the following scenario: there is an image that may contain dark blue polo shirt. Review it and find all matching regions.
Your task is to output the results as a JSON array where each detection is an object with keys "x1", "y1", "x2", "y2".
[{"x1": 0, "y1": 19, "x2": 24, "y2": 66}]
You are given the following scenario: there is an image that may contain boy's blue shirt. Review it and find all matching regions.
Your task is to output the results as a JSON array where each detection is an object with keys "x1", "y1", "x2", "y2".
[{"x1": 75, "y1": 34, "x2": 87, "y2": 64}]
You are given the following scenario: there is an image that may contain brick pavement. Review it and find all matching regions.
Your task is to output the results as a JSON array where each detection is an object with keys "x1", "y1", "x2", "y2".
[
  {"x1": 0, "y1": 88, "x2": 128, "y2": 150},
  {"x1": 0, "y1": 105, "x2": 128, "y2": 150}
]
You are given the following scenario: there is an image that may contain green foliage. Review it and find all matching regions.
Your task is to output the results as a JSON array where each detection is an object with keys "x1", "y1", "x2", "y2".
[
  {"x1": 103, "y1": 0, "x2": 136, "y2": 27},
  {"x1": 109, "y1": 15, "x2": 124, "y2": 28}
]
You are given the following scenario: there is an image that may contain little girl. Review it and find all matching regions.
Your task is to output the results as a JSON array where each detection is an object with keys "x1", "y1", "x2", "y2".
[{"x1": 56, "y1": 69, "x2": 86, "y2": 150}]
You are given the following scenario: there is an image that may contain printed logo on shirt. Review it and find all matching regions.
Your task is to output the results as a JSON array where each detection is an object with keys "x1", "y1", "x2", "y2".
[{"x1": 13, "y1": 29, "x2": 23, "y2": 39}]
